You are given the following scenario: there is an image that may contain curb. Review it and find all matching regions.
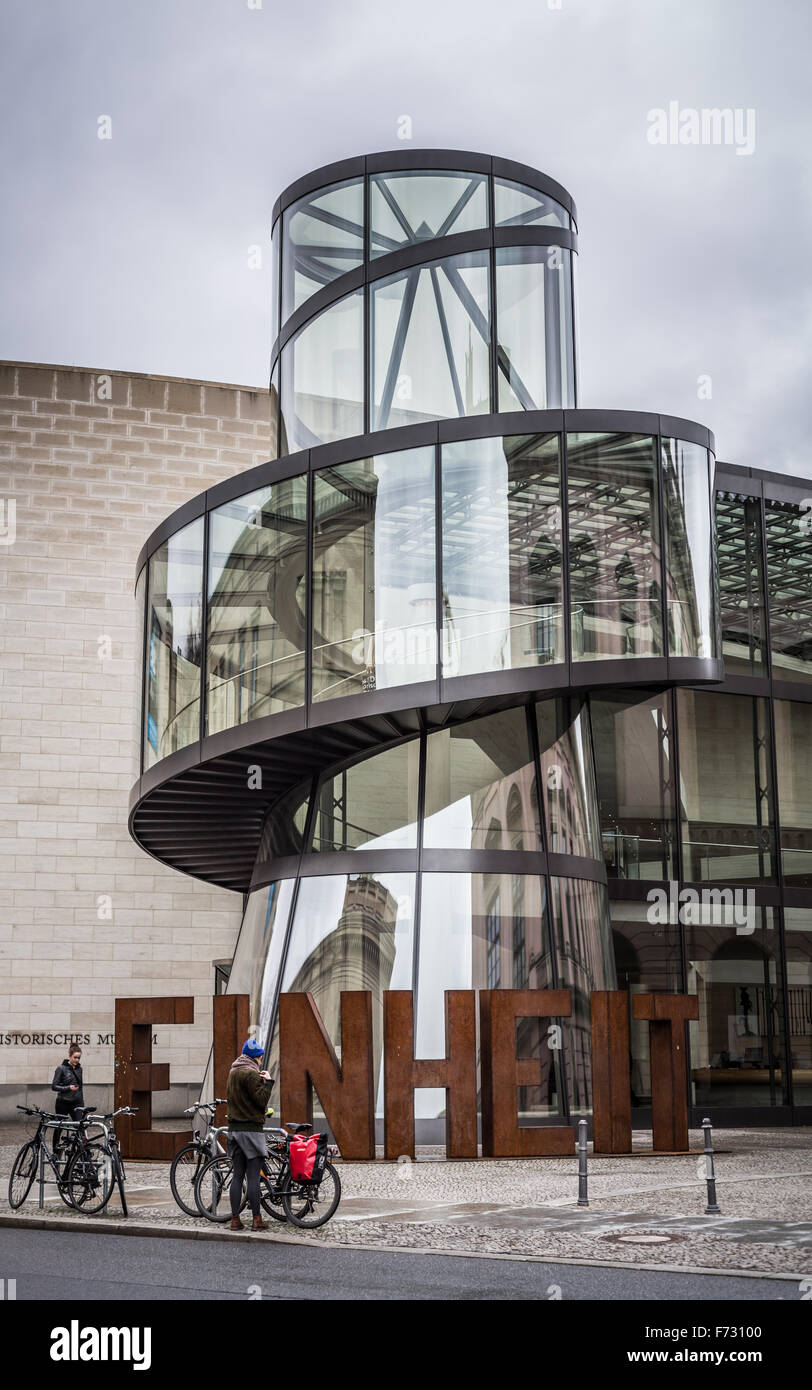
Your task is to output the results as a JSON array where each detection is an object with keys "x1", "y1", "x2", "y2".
[{"x1": 0, "y1": 1212, "x2": 806, "y2": 1282}]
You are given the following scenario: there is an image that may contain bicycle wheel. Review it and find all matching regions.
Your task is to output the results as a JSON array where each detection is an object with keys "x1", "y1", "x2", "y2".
[
  {"x1": 195, "y1": 1155, "x2": 243, "y2": 1223},
  {"x1": 8, "y1": 1141, "x2": 38, "y2": 1209},
  {"x1": 65, "y1": 1140, "x2": 114, "y2": 1214},
  {"x1": 114, "y1": 1152, "x2": 128, "y2": 1218},
  {"x1": 259, "y1": 1152, "x2": 287, "y2": 1224},
  {"x1": 282, "y1": 1161, "x2": 342, "y2": 1229},
  {"x1": 170, "y1": 1142, "x2": 208, "y2": 1217}
]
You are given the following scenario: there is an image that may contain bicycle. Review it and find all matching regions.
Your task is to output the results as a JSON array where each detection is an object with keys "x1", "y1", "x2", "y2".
[
  {"x1": 195, "y1": 1122, "x2": 342, "y2": 1230},
  {"x1": 169, "y1": 1100, "x2": 228, "y2": 1216},
  {"x1": 8, "y1": 1105, "x2": 106, "y2": 1211},
  {"x1": 63, "y1": 1107, "x2": 138, "y2": 1216}
]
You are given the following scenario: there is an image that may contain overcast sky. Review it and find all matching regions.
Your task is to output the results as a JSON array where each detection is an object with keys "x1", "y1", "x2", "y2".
[{"x1": 2, "y1": 0, "x2": 811, "y2": 473}]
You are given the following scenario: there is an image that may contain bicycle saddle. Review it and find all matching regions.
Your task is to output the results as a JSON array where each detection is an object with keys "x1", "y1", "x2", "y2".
[
  {"x1": 284, "y1": 1122, "x2": 312, "y2": 1135},
  {"x1": 72, "y1": 1107, "x2": 93, "y2": 1122}
]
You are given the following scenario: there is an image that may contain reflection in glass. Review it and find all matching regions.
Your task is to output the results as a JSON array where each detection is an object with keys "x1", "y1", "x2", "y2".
[
  {"x1": 550, "y1": 877, "x2": 615, "y2": 1113},
  {"x1": 677, "y1": 690, "x2": 775, "y2": 882},
  {"x1": 765, "y1": 499, "x2": 812, "y2": 683},
  {"x1": 371, "y1": 251, "x2": 490, "y2": 431},
  {"x1": 415, "y1": 872, "x2": 561, "y2": 1123},
  {"x1": 591, "y1": 692, "x2": 676, "y2": 879},
  {"x1": 270, "y1": 360, "x2": 280, "y2": 462},
  {"x1": 257, "y1": 781, "x2": 310, "y2": 862},
  {"x1": 782, "y1": 909, "x2": 812, "y2": 1104},
  {"x1": 280, "y1": 290, "x2": 364, "y2": 453},
  {"x1": 441, "y1": 434, "x2": 564, "y2": 677},
  {"x1": 496, "y1": 246, "x2": 575, "y2": 410},
  {"x1": 715, "y1": 491, "x2": 766, "y2": 675},
  {"x1": 281, "y1": 179, "x2": 364, "y2": 323},
  {"x1": 312, "y1": 448, "x2": 436, "y2": 702},
  {"x1": 313, "y1": 742, "x2": 420, "y2": 851},
  {"x1": 206, "y1": 479, "x2": 307, "y2": 735},
  {"x1": 277, "y1": 872, "x2": 416, "y2": 1116},
  {"x1": 494, "y1": 178, "x2": 570, "y2": 230},
  {"x1": 686, "y1": 906, "x2": 786, "y2": 1108},
  {"x1": 370, "y1": 171, "x2": 487, "y2": 258},
  {"x1": 270, "y1": 218, "x2": 280, "y2": 346},
  {"x1": 535, "y1": 698, "x2": 601, "y2": 858},
  {"x1": 423, "y1": 708, "x2": 541, "y2": 851},
  {"x1": 774, "y1": 699, "x2": 812, "y2": 886},
  {"x1": 144, "y1": 517, "x2": 204, "y2": 769},
  {"x1": 229, "y1": 881, "x2": 296, "y2": 1052},
  {"x1": 662, "y1": 439, "x2": 715, "y2": 658},
  {"x1": 567, "y1": 434, "x2": 662, "y2": 661},
  {"x1": 610, "y1": 899, "x2": 682, "y2": 1107},
  {"x1": 133, "y1": 568, "x2": 146, "y2": 779}
]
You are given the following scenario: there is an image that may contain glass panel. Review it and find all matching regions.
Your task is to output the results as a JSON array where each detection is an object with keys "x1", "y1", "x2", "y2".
[
  {"x1": 774, "y1": 699, "x2": 812, "y2": 887},
  {"x1": 662, "y1": 439, "x2": 715, "y2": 658},
  {"x1": 494, "y1": 178, "x2": 569, "y2": 230},
  {"x1": 610, "y1": 899, "x2": 682, "y2": 1109},
  {"x1": 371, "y1": 251, "x2": 490, "y2": 431},
  {"x1": 416, "y1": 872, "x2": 562, "y2": 1123},
  {"x1": 257, "y1": 780, "x2": 311, "y2": 861},
  {"x1": 269, "y1": 360, "x2": 280, "y2": 462},
  {"x1": 133, "y1": 568, "x2": 146, "y2": 779},
  {"x1": 496, "y1": 246, "x2": 574, "y2": 410},
  {"x1": 591, "y1": 692, "x2": 676, "y2": 879},
  {"x1": 277, "y1": 872, "x2": 416, "y2": 1117},
  {"x1": 144, "y1": 516, "x2": 204, "y2": 769},
  {"x1": 567, "y1": 433, "x2": 662, "y2": 661},
  {"x1": 441, "y1": 433, "x2": 564, "y2": 678},
  {"x1": 535, "y1": 697, "x2": 601, "y2": 858},
  {"x1": 227, "y1": 880, "x2": 296, "y2": 1051},
  {"x1": 280, "y1": 290, "x2": 363, "y2": 454},
  {"x1": 686, "y1": 906, "x2": 786, "y2": 1108},
  {"x1": 550, "y1": 877, "x2": 615, "y2": 1114},
  {"x1": 370, "y1": 170, "x2": 487, "y2": 258},
  {"x1": 313, "y1": 742, "x2": 420, "y2": 852},
  {"x1": 312, "y1": 447, "x2": 436, "y2": 703},
  {"x1": 423, "y1": 708, "x2": 541, "y2": 851},
  {"x1": 765, "y1": 499, "x2": 812, "y2": 683},
  {"x1": 782, "y1": 909, "x2": 812, "y2": 1105},
  {"x1": 206, "y1": 478, "x2": 307, "y2": 735},
  {"x1": 714, "y1": 491, "x2": 767, "y2": 675},
  {"x1": 677, "y1": 690, "x2": 775, "y2": 883},
  {"x1": 270, "y1": 218, "x2": 280, "y2": 345},
  {"x1": 281, "y1": 179, "x2": 364, "y2": 323}
]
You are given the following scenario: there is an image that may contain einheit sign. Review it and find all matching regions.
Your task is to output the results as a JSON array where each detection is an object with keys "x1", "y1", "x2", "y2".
[{"x1": 115, "y1": 988, "x2": 698, "y2": 1160}]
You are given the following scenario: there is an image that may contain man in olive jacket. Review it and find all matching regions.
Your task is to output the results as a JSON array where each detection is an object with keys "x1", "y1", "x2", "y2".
[{"x1": 226, "y1": 1039, "x2": 273, "y2": 1231}]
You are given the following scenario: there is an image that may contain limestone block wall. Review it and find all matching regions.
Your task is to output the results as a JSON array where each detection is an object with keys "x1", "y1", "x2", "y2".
[{"x1": 0, "y1": 361, "x2": 272, "y2": 1115}]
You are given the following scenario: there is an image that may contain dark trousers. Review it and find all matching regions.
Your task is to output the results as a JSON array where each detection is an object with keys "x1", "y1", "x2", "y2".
[
  {"x1": 52, "y1": 1098, "x2": 77, "y2": 1161},
  {"x1": 230, "y1": 1147, "x2": 262, "y2": 1217}
]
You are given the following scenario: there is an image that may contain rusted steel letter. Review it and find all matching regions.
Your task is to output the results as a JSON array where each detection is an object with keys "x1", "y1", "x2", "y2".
[
  {"x1": 279, "y1": 991, "x2": 375, "y2": 1159},
  {"x1": 480, "y1": 989, "x2": 575, "y2": 1157},
  {"x1": 632, "y1": 992, "x2": 699, "y2": 1151},
  {"x1": 383, "y1": 990, "x2": 477, "y2": 1159},
  {"x1": 114, "y1": 996, "x2": 194, "y2": 1159},
  {"x1": 590, "y1": 990, "x2": 632, "y2": 1154},
  {"x1": 212, "y1": 993, "x2": 250, "y2": 1130}
]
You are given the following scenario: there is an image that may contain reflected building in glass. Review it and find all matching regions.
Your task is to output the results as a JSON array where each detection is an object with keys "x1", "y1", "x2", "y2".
[{"x1": 130, "y1": 152, "x2": 812, "y2": 1136}]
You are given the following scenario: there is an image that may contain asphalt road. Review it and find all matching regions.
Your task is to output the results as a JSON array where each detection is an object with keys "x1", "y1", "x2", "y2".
[{"x1": 0, "y1": 1227, "x2": 797, "y2": 1301}]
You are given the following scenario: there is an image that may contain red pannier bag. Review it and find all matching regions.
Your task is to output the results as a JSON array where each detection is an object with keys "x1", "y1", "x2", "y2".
[{"x1": 289, "y1": 1133, "x2": 329, "y2": 1183}]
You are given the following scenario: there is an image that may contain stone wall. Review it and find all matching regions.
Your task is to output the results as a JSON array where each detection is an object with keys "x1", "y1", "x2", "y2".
[{"x1": 0, "y1": 361, "x2": 272, "y2": 1115}]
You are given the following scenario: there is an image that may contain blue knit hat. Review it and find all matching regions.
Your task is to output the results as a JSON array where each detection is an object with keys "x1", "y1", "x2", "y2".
[{"x1": 242, "y1": 1038, "x2": 264, "y2": 1058}]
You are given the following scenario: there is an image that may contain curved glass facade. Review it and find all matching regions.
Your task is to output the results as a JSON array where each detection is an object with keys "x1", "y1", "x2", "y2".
[
  {"x1": 131, "y1": 151, "x2": 812, "y2": 1130},
  {"x1": 136, "y1": 419, "x2": 718, "y2": 771},
  {"x1": 271, "y1": 157, "x2": 579, "y2": 455}
]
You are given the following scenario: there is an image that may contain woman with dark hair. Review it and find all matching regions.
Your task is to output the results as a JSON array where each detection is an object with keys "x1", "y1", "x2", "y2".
[{"x1": 51, "y1": 1043, "x2": 84, "y2": 1157}]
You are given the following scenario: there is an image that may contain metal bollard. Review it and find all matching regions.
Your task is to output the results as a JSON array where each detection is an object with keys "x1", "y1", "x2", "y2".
[
  {"x1": 702, "y1": 1116, "x2": 721, "y2": 1214},
  {"x1": 577, "y1": 1119, "x2": 589, "y2": 1207}
]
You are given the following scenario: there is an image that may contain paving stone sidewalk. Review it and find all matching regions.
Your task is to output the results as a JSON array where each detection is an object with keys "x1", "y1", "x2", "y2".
[{"x1": 1, "y1": 1126, "x2": 810, "y2": 1278}]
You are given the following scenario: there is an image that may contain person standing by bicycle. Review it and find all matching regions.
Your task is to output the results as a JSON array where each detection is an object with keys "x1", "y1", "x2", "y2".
[
  {"x1": 226, "y1": 1039, "x2": 273, "y2": 1232},
  {"x1": 51, "y1": 1042, "x2": 84, "y2": 1157}
]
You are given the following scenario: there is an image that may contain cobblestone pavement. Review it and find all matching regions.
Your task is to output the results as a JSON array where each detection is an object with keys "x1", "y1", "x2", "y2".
[{"x1": 2, "y1": 1126, "x2": 810, "y2": 1277}]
